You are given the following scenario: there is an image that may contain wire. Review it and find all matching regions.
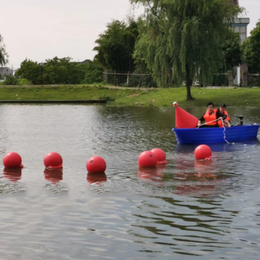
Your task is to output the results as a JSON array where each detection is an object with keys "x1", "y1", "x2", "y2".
[{"x1": 220, "y1": 118, "x2": 230, "y2": 144}]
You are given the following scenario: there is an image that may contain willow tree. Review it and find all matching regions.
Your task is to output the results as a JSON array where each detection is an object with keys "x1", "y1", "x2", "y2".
[
  {"x1": 131, "y1": 0, "x2": 241, "y2": 100},
  {"x1": 242, "y1": 22, "x2": 260, "y2": 74},
  {"x1": 0, "y1": 35, "x2": 8, "y2": 66},
  {"x1": 94, "y1": 20, "x2": 139, "y2": 72}
]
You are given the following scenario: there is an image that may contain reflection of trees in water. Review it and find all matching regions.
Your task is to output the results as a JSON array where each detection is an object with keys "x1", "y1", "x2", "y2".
[
  {"x1": 133, "y1": 158, "x2": 239, "y2": 248},
  {"x1": 93, "y1": 106, "x2": 175, "y2": 155},
  {"x1": 129, "y1": 193, "x2": 239, "y2": 256}
]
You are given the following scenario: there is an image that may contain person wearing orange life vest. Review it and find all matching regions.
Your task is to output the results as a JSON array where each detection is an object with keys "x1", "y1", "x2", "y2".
[
  {"x1": 217, "y1": 103, "x2": 231, "y2": 127},
  {"x1": 197, "y1": 102, "x2": 227, "y2": 128}
]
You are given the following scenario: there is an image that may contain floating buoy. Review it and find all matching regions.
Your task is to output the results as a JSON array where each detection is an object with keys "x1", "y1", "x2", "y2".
[
  {"x1": 87, "y1": 172, "x2": 107, "y2": 184},
  {"x1": 138, "y1": 151, "x2": 157, "y2": 167},
  {"x1": 3, "y1": 168, "x2": 22, "y2": 182},
  {"x1": 194, "y1": 145, "x2": 212, "y2": 160},
  {"x1": 86, "y1": 156, "x2": 106, "y2": 173},
  {"x1": 3, "y1": 152, "x2": 23, "y2": 168},
  {"x1": 44, "y1": 152, "x2": 63, "y2": 169},
  {"x1": 151, "y1": 148, "x2": 168, "y2": 165},
  {"x1": 44, "y1": 169, "x2": 63, "y2": 184}
]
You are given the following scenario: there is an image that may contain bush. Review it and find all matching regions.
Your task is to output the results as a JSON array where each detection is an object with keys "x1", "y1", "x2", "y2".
[
  {"x1": 82, "y1": 61, "x2": 104, "y2": 84},
  {"x1": 18, "y1": 78, "x2": 32, "y2": 85},
  {"x1": 1, "y1": 75, "x2": 18, "y2": 85}
]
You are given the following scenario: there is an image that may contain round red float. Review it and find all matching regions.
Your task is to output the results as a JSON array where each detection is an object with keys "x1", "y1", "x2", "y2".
[
  {"x1": 138, "y1": 151, "x2": 157, "y2": 168},
  {"x1": 86, "y1": 156, "x2": 106, "y2": 173},
  {"x1": 151, "y1": 148, "x2": 168, "y2": 165},
  {"x1": 44, "y1": 152, "x2": 63, "y2": 169},
  {"x1": 194, "y1": 145, "x2": 212, "y2": 160},
  {"x1": 3, "y1": 152, "x2": 23, "y2": 168}
]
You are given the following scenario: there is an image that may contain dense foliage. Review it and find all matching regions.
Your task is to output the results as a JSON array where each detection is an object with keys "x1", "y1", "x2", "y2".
[
  {"x1": 131, "y1": 0, "x2": 241, "y2": 99},
  {"x1": 242, "y1": 22, "x2": 260, "y2": 73},
  {"x1": 82, "y1": 60, "x2": 104, "y2": 84},
  {"x1": 94, "y1": 19, "x2": 139, "y2": 72},
  {"x1": 222, "y1": 29, "x2": 242, "y2": 71},
  {"x1": 15, "y1": 57, "x2": 103, "y2": 85},
  {"x1": 0, "y1": 35, "x2": 8, "y2": 66}
]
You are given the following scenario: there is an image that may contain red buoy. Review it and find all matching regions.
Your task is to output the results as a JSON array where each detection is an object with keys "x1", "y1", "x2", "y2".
[
  {"x1": 86, "y1": 156, "x2": 106, "y2": 173},
  {"x1": 151, "y1": 148, "x2": 168, "y2": 165},
  {"x1": 194, "y1": 145, "x2": 212, "y2": 160},
  {"x1": 138, "y1": 151, "x2": 157, "y2": 167},
  {"x1": 44, "y1": 152, "x2": 63, "y2": 169},
  {"x1": 3, "y1": 152, "x2": 23, "y2": 168}
]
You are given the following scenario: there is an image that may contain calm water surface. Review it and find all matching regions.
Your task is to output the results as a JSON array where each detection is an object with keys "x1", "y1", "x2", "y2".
[{"x1": 0, "y1": 104, "x2": 260, "y2": 260}]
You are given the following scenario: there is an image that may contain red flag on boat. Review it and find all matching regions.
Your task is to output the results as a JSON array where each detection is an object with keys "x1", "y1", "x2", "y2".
[{"x1": 173, "y1": 102, "x2": 198, "y2": 128}]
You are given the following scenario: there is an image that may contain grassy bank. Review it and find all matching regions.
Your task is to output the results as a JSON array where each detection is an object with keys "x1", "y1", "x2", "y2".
[{"x1": 0, "y1": 85, "x2": 259, "y2": 107}]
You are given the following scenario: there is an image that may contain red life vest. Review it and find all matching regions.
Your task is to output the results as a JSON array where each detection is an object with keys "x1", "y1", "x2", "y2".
[
  {"x1": 204, "y1": 109, "x2": 217, "y2": 126},
  {"x1": 218, "y1": 110, "x2": 230, "y2": 127}
]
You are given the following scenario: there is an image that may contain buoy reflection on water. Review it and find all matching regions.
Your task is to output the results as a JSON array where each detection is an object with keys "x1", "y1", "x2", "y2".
[{"x1": 3, "y1": 168, "x2": 22, "y2": 182}]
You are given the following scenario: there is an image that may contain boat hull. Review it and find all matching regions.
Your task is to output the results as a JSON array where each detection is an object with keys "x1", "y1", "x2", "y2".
[{"x1": 173, "y1": 125, "x2": 260, "y2": 144}]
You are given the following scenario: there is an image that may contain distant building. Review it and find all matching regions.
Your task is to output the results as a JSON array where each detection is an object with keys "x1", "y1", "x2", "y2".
[
  {"x1": 231, "y1": 0, "x2": 250, "y2": 86},
  {"x1": 0, "y1": 67, "x2": 13, "y2": 77},
  {"x1": 232, "y1": 18, "x2": 250, "y2": 44},
  {"x1": 79, "y1": 59, "x2": 91, "y2": 64}
]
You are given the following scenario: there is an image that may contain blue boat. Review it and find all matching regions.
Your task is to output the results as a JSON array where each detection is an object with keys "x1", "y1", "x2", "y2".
[{"x1": 173, "y1": 124, "x2": 260, "y2": 144}]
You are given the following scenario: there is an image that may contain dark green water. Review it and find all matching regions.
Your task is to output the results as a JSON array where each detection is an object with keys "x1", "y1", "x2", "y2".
[{"x1": 0, "y1": 104, "x2": 259, "y2": 259}]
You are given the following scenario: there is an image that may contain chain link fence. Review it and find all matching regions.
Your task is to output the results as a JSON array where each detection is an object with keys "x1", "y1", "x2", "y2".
[
  {"x1": 103, "y1": 71, "x2": 156, "y2": 88},
  {"x1": 248, "y1": 74, "x2": 260, "y2": 86}
]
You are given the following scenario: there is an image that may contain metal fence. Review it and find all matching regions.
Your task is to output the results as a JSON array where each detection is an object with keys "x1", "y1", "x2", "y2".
[
  {"x1": 248, "y1": 74, "x2": 260, "y2": 86},
  {"x1": 103, "y1": 71, "x2": 156, "y2": 88}
]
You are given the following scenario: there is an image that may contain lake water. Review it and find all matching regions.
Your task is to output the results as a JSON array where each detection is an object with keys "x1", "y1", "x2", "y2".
[{"x1": 0, "y1": 104, "x2": 260, "y2": 260}]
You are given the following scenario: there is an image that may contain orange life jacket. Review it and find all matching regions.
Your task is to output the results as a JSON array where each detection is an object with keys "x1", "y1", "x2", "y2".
[
  {"x1": 218, "y1": 110, "x2": 230, "y2": 127},
  {"x1": 204, "y1": 109, "x2": 217, "y2": 126}
]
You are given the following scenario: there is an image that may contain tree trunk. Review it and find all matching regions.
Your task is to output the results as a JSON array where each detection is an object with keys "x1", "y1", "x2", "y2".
[
  {"x1": 167, "y1": 68, "x2": 173, "y2": 87},
  {"x1": 185, "y1": 63, "x2": 193, "y2": 100},
  {"x1": 227, "y1": 70, "x2": 234, "y2": 86}
]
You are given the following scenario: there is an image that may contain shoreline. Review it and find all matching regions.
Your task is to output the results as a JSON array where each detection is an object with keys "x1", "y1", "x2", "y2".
[
  {"x1": 0, "y1": 85, "x2": 259, "y2": 107},
  {"x1": 0, "y1": 100, "x2": 107, "y2": 104}
]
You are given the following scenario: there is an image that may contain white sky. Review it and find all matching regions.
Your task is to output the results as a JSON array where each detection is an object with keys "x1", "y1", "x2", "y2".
[{"x1": 0, "y1": 0, "x2": 259, "y2": 69}]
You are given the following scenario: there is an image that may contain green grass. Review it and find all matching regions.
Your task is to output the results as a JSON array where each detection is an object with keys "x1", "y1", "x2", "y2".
[{"x1": 0, "y1": 84, "x2": 259, "y2": 107}]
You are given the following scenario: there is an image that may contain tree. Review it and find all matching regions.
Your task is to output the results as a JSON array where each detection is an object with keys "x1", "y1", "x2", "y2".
[
  {"x1": 82, "y1": 60, "x2": 104, "y2": 84},
  {"x1": 15, "y1": 59, "x2": 41, "y2": 84},
  {"x1": 16, "y1": 57, "x2": 88, "y2": 85},
  {"x1": 131, "y1": 0, "x2": 241, "y2": 100},
  {"x1": 223, "y1": 29, "x2": 241, "y2": 70},
  {"x1": 242, "y1": 22, "x2": 260, "y2": 74},
  {"x1": 1, "y1": 75, "x2": 17, "y2": 85},
  {"x1": 94, "y1": 19, "x2": 139, "y2": 72},
  {"x1": 221, "y1": 29, "x2": 242, "y2": 86},
  {"x1": 0, "y1": 35, "x2": 8, "y2": 66}
]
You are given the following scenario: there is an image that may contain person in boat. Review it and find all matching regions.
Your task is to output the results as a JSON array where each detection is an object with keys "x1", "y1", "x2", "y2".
[
  {"x1": 197, "y1": 102, "x2": 227, "y2": 128},
  {"x1": 217, "y1": 103, "x2": 231, "y2": 127}
]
